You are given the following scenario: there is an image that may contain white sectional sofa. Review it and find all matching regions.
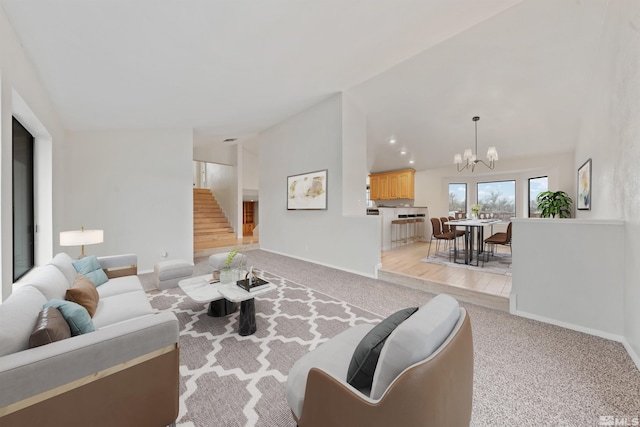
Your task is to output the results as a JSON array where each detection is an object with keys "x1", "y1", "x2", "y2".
[{"x1": 0, "y1": 253, "x2": 179, "y2": 427}]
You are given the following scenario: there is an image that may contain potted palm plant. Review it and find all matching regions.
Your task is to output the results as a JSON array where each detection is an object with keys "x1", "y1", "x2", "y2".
[{"x1": 536, "y1": 191, "x2": 573, "y2": 218}]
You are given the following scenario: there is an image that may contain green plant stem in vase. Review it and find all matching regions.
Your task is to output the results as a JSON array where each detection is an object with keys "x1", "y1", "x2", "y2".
[{"x1": 471, "y1": 204, "x2": 482, "y2": 219}]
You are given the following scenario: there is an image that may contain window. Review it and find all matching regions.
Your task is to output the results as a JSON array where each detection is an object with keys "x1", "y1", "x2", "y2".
[
  {"x1": 528, "y1": 176, "x2": 548, "y2": 218},
  {"x1": 477, "y1": 180, "x2": 515, "y2": 220},
  {"x1": 12, "y1": 117, "x2": 35, "y2": 281},
  {"x1": 449, "y1": 183, "x2": 467, "y2": 215}
]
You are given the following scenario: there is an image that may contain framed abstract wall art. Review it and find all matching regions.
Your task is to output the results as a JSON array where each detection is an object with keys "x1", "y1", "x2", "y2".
[
  {"x1": 577, "y1": 158, "x2": 591, "y2": 210},
  {"x1": 287, "y1": 170, "x2": 327, "y2": 210}
]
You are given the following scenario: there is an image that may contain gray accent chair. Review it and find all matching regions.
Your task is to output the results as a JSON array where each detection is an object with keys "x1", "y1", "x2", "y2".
[{"x1": 286, "y1": 294, "x2": 473, "y2": 427}]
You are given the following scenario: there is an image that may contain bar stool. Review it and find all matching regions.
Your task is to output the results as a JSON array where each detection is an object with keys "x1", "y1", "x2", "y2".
[
  {"x1": 391, "y1": 219, "x2": 408, "y2": 248},
  {"x1": 398, "y1": 214, "x2": 411, "y2": 245},
  {"x1": 406, "y1": 216, "x2": 417, "y2": 243},
  {"x1": 414, "y1": 217, "x2": 425, "y2": 241}
]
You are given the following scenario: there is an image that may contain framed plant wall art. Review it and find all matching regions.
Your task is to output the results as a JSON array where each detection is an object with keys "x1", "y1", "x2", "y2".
[
  {"x1": 577, "y1": 158, "x2": 591, "y2": 210},
  {"x1": 287, "y1": 169, "x2": 327, "y2": 210}
]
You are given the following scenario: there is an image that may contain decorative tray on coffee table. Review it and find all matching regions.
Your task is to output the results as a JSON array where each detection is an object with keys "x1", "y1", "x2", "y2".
[{"x1": 236, "y1": 277, "x2": 270, "y2": 292}]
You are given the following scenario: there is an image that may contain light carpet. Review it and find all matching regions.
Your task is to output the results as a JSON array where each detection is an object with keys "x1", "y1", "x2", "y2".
[
  {"x1": 421, "y1": 250, "x2": 512, "y2": 276},
  {"x1": 144, "y1": 250, "x2": 640, "y2": 426},
  {"x1": 146, "y1": 269, "x2": 380, "y2": 427}
]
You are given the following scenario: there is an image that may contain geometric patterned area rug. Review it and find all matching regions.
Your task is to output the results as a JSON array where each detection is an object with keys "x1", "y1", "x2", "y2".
[
  {"x1": 146, "y1": 270, "x2": 381, "y2": 427},
  {"x1": 420, "y1": 250, "x2": 512, "y2": 276}
]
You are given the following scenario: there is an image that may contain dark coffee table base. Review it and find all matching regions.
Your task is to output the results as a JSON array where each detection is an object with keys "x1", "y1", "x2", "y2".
[
  {"x1": 238, "y1": 299, "x2": 257, "y2": 336},
  {"x1": 208, "y1": 299, "x2": 238, "y2": 317}
]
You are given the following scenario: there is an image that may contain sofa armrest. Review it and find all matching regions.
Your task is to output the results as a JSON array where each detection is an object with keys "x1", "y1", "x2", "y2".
[
  {"x1": 97, "y1": 254, "x2": 137, "y2": 278},
  {"x1": 0, "y1": 311, "x2": 178, "y2": 412}
]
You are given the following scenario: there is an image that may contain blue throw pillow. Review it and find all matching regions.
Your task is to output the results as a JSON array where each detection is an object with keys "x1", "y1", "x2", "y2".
[
  {"x1": 346, "y1": 307, "x2": 419, "y2": 391},
  {"x1": 43, "y1": 299, "x2": 96, "y2": 336},
  {"x1": 72, "y1": 256, "x2": 108, "y2": 286}
]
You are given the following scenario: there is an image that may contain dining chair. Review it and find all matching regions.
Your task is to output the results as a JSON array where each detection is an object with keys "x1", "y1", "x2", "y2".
[
  {"x1": 483, "y1": 221, "x2": 512, "y2": 257},
  {"x1": 447, "y1": 216, "x2": 466, "y2": 239},
  {"x1": 428, "y1": 218, "x2": 454, "y2": 259}
]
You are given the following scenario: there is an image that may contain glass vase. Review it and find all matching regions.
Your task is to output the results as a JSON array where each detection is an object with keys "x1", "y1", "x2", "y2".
[{"x1": 219, "y1": 266, "x2": 233, "y2": 284}]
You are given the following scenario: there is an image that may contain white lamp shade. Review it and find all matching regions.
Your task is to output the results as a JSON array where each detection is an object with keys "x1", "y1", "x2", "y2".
[
  {"x1": 487, "y1": 147, "x2": 499, "y2": 160},
  {"x1": 470, "y1": 154, "x2": 477, "y2": 163},
  {"x1": 463, "y1": 149, "x2": 473, "y2": 160},
  {"x1": 60, "y1": 229, "x2": 104, "y2": 246},
  {"x1": 453, "y1": 154, "x2": 462, "y2": 164}
]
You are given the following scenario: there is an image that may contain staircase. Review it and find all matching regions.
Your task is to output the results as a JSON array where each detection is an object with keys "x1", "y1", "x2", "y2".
[{"x1": 193, "y1": 189, "x2": 236, "y2": 251}]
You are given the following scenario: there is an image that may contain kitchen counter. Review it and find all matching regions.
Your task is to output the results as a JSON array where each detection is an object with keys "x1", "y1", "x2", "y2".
[{"x1": 379, "y1": 207, "x2": 429, "y2": 251}]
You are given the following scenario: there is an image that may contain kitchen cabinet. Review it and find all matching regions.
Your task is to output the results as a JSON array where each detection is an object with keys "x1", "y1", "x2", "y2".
[
  {"x1": 379, "y1": 175, "x2": 389, "y2": 199},
  {"x1": 370, "y1": 175, "x2": 380, "y2": 200},
  {"x1": 398, "y1": 170, "x2": 414, "y2": 199},
  {"x1": 369, "y1": 169, "x2": 415, "y2": 200}
]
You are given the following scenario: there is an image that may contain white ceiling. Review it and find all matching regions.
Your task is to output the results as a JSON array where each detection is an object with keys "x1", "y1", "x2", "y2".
[{"x1": 2, "y1": 0, "x2": 607, "y2": 172}]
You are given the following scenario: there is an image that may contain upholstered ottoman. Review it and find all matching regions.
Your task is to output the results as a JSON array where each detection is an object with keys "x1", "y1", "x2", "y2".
[{"x1": 154, "y1": 259, "x2": 194, "y2": 290}]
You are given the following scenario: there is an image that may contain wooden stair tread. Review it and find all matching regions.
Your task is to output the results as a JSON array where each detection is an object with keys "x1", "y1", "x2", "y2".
[{"x1": 193, "y1": 188, "x2": 236, "y2": 250}]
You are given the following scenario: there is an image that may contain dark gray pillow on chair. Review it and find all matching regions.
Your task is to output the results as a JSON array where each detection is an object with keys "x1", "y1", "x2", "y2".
[{"x1": 347, "y1": 307, "x2": 418, "y2": 390}]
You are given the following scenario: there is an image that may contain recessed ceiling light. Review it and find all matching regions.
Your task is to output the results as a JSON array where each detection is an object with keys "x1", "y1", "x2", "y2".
[
  {"x1": 409, "y1": 159, "x2": 415, "y2": 164},
  {"x1": 389, "y1": 137, "x2": 396, "y2": 144},
  {"x1": 400, "y1": 149, "x2": 407, "y2": 155}
]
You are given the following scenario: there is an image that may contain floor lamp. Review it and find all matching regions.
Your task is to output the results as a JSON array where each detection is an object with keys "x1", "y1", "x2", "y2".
[{"x1": 60, "y1": 227, "x2": 104, "y2": 258}]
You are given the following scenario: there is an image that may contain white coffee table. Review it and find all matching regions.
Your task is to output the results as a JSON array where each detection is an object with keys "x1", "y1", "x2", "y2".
[
  {"x1": 178, "y1": 274, "x2": 276, "y2": 336},
  {"x1": 178, "y1": 275, "x2": 238, "y2": 317}
]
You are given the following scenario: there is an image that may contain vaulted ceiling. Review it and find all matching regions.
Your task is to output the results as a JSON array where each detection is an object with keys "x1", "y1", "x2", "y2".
[{"x1": 2, "y1": 0, "x2": 607, "y2": 172}]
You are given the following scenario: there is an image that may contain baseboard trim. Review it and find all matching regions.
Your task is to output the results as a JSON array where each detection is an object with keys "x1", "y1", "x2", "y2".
[
  {"x1": 621, "y1": 338, "x2": 640, "y2": 371},
  {"x1": 513, "y1": 308, "x2": 625, "y2": 343},
  {"x1": 517, "y1": 308, "x2": 640, "y2": 370},
  {"x1": 260, "y1": 248, "x2": 378, "y2": 279}
]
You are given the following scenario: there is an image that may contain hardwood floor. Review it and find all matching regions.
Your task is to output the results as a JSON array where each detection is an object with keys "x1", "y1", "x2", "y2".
[
  {"x1": 193, "y1": 235, "x2": 259, "y2": 258},
  {"x1": 379, "y1": 241, "x2": 511, "y2": 311}
]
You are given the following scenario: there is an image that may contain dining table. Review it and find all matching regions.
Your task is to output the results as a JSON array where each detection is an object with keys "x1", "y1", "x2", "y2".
[{"x1": 445, "y1": 218, "x2": 501, "y2": 266}]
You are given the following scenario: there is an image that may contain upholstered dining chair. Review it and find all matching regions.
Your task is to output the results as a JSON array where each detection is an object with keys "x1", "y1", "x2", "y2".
[
  {"x1": 285, "y1": 295, "x2": 473, "y2": 427},
  {"x1": 427, "y1": 217, "x2": 454, "y2": 258},
  {"x1": 447, "y1": 216, "x2": 466, "y2": 239},
  {"x1": 484, "y1": 221, "x2": 512, "y2": 256}
]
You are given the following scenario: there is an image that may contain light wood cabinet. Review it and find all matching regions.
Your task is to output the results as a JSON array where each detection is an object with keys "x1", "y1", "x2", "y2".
[
  {"x1": 379, "y1": 175, "x2": 389, "y2": 199},
  {"x1": 369, "y1": 175, "x2": 380, "y2": 200},
  {"x1": 397, "y1": 170, "x2": 414, "y2": 199},
  {"x1": 388, "y1": 174, "x2": 399, "y2": 199},
  {"x1": 242, "y1": 202, "x2": 255, "y2": 235},
  {"x1": 369, "y1": 169, "x2": 415, "y2": 201}
]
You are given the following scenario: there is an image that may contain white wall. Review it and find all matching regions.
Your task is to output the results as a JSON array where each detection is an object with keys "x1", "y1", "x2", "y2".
[
  {"x1": 511, "y1": 218, "x2": 624, "y2": 339},
  {"x1": 193, "y1": 136, "x2": 235, "y2": 165},
  {"x1": 64, "y1": 129, "x2": 193, "y2": 272},
  {"x1": 259, "y1": 93, "x2": 380, "y2": 276},
  {"x1": 572, "y1": 1, "x2": 640, "y2": 366},
  {"x1": 206, "y1": 162, "x2": 238, "y2": 235},
  {"x1": 0, "y1": 5, "x2": 67, "y2": 300},
  {"x1": 342, "y1": 93, "x2": 368, "y2": 215},
  {"x1": 242, "y1": 140, "x2": 259, "y2": 192}
]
